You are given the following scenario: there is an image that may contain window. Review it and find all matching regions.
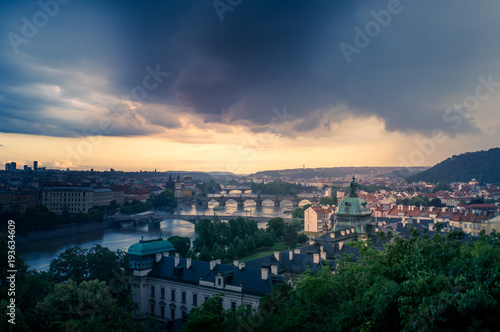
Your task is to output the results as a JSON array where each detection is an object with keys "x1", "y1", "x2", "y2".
[
  {"x1": 171, "y1": 289, "x2": 176, "y2": 301},
  {"x1": 204, "y1": 295, "x2": 209, "y2": 303},
  {"x1": 150, "y1": 285, "x2": 155, "y2": 297},
  {"x1": 160, "y1": 287, "x2": 165, "y2": 299},
  {"x1": 171, "y1": 308, "x2": 175, "y2": 320},
  {"x1": 181, "y1": 291, "x2": 186, "y2": 303},
  {"x1": 182, "y1": 311, "x2": 188, "y2": 322},
  {"x1": 217, "y1": 278, "x2": 222, "y2": 286},
  {"x1": 160, "y1": 306, "x2": 165, "y2": 318},
  {"x1": 150, "y1": 303, "x2": 155, "y2": 316},
  {"x1": 231, "y1": 301, "x2": 237, "y2": 311},
  {"x1": 193, "y1": 293, "x2": 198, "y2": 307}
]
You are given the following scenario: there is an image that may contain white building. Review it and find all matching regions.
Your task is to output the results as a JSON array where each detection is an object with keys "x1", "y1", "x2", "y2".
[
  {"x1": 304, "y1": 205, "x2": 335, "y2": 233},
  {"x1": 42, "y1": 187, "x2": 114, "y2": 213},
  {"x1": 127, "y1": 237, "x2": 284, "y2": 329}
]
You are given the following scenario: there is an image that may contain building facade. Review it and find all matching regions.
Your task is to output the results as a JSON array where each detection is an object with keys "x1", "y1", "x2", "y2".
[
  {"x1": 41, "y1": 187, "x2": 115, "y2": 213},
  {"x1": 304, "y1": 205, "x2": 335, "y2": 233}
]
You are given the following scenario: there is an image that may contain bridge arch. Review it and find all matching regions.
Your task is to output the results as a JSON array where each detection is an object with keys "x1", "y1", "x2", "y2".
[
  {"x1": 243, "y1": 199, "x2": 256, "y2": 206},
  {"x1": 298, "y1": 199, "x2": 312, "y2": 207},
  {"x1": 279, "y1": 199, "x2": 293, "y2": 207}
]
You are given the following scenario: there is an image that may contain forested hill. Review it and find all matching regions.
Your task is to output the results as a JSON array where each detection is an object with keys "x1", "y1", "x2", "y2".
[
  {"x1": 249, "y1": 166, "x2": 427, "y2": 180},
  {"x1": 407, "y1": 147, "x2": 500, "y2": 184}
]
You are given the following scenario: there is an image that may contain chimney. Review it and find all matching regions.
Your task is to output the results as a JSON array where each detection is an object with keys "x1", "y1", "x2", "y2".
[
  {"x1": 216, "y1": 259, "x2": 221, "y2": 264},
  {"x1": 186, "y1": 257, "x2": 192, "y2": 269},
  {"x1": 238, "y1": 262, "x2": 245, "y2": 270},
  {"x1": 442, "y1": 207, "x2": 447, "y2": 212},
  {"x1": 313, "y1": 253, "x2": 319, "y2": 264},
  {"x1": 274, "y1": 251, "x2": 280, "y2": 261},
  {"x1": 320, "y1": 252, "x2": 327, "y2": 260},
  {"x1": 289, "y1": 250, "x2": 293, "y2": 261},
  {"x1": 294, "y1": 248, "x2": 300, "y2": 254},
  {"x1": 233, "y1": 260, "x2": 239, "y2": 267},
  {"x1": 261, "y1": 267, "x2": 269, "y2": 280},
  {"x1": 339, "y1": 241, "x2": 344, "y2": 250},
  {"x1": 430, "y1": 206, "x2": 434, "y2": 212},
  {"x1": 210, "y1": 260, "x2": 216, "y2": 270},
  {"x1": 271, "y1": 265, "x2": 278, "y2": 275},
  {"x1": 175, "y1": 253, "x2": 180, "y2": 267}
]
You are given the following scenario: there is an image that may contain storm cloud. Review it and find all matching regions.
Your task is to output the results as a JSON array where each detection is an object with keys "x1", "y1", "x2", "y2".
[{"x1": 1, "y1": 0, "x2": 499, "y2": 138}]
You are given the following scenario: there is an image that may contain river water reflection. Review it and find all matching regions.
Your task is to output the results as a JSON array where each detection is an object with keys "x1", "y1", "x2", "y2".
[{"x1": 18, "y1": 200, "x2": 299, "y2": 271}]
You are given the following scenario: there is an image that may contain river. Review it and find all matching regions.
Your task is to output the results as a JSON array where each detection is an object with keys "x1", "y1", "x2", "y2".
[{"x1": 18, "y1": 200, "x2": 299, "y2": 271}]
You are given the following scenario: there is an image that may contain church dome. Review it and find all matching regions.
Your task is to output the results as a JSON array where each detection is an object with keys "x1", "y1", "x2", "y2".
[{"x1": 334, "y1": 176, "x2": 372, "y2": 234}]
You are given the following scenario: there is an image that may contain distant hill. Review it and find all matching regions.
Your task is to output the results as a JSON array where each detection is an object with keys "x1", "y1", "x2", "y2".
[
  {"x1": 249, "y1": 166, "x2": 427, "y2": 180},
  {"x1": 406, "y1": 147, "x2": 500, "y2": 185}
]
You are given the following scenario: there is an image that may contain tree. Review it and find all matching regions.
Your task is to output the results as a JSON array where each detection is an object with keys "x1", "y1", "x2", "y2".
[
  {"x1": 284, "y1": 225, "x2": 298, "y2": 247},
  {"x1": 151, "y1": 190, "x2": 177, "y2": 210},
  {"x1": 433, "y1": 182, "x2": 452, "y2": 193},
  {"x1": 297, "y1": 233, "x2": 308, "y2": 244},
  {"x1": 168, "y1": 236, "x2": 191, "y2": 258},
  {"x1": 49, "y1": 245, "x2": 126, "y2": 284},
  {"x1": 50, "y1": 246, "x2": 88, "y2": 283},
  {"x1": 429, "y1": 198, "x2": 445, "y2": 207},
  {"x1": 319, "y1": 196, "x2": 336, "y2": 206},
  {"x1": 212, "y1": 243, "x2": 225, "y2": 261},
  {"x1": 86, "y1": 244, "x2": 127, "y2": 283},
  {"x1": 267, "y1": 218, "x2": 286, "y2": 239},
  {"x1": 181, "y1": 294, "x2": 250, "y2": 332},
  {"x1": 236, "y1": 239, "x2": 247, "y2": 257},
  {"x1": 34, "y1": 279, "x2": 138, "y2": 331},
  {"x1": 259, "y1": 233, "x2": 275, "y2": 248},
  {"x1": 226, "y1": 245, "x2": 236, "y2": 260},
  {"x1": 199, "y1": 245, "x2": 211, "y2": 262},
  {"x1": 409, "y1": 196, "x2": 429, "y2": 207},
  {"x1": 246, "y1": 236, "x2": 256, "y2": 253}
]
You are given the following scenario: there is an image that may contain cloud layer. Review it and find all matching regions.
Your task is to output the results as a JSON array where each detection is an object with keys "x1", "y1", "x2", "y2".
[{"x1": 1, "y1": 0, "x2": 500, "y2": 140}]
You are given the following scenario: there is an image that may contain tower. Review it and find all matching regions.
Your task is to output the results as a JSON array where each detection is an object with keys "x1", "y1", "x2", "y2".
[{"x1": 333, "y1": 176, "x2": 372, "y2": 234}]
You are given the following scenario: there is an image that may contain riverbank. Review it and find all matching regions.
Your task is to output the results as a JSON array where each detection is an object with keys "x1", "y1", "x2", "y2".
[{"x1": 17, "y1": 220, "x2": 113, "y2": 243}]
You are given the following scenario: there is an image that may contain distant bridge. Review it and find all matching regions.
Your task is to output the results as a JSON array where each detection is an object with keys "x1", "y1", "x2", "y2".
[
  {"x1": 183, "y1": 193, "x2": 320, "y2": 209},
  {"x1": 105, "y1": 211, "x2": 292, "y2": 227}
]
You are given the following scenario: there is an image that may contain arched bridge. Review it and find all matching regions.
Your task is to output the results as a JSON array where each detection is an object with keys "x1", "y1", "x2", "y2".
[{"x1": 185, "y1": 194, "x2": 320, "y2": 209}]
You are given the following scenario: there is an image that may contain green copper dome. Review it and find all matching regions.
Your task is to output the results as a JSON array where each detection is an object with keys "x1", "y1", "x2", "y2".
[
  {"x1": 334, "y1": 176, "x2": 372, "y2": 234},
  {"x1": 128, "y1": 236, "x2": 175, "y2": 256},
  {"x1": 336, "y1": 176, "x2": 371, "y2": 216}
]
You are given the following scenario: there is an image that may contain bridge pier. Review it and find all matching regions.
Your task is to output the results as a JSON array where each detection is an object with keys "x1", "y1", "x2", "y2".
[
  {"x1": 292, "y1": 200, "x2": 299, "y2": 207},
  {"x1": 274, "y1": 200, "x2": 280, "y2": 207},
  {"x1": 237, "y1": 200, "x2": 245, "y2": 209}
]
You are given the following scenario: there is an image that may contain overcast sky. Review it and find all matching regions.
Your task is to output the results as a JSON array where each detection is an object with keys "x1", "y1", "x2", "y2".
[{"x1": 1, "y1": 0, "x2": 500, "y2": 173}]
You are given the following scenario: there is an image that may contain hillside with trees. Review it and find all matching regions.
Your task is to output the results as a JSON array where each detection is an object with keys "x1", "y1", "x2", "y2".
[
  {"x1": 407, "y1": 147, "x2": 500, "y2": 184},
  {"x1": 183, "y1": 229, "x2": 500, "y2": 332}
]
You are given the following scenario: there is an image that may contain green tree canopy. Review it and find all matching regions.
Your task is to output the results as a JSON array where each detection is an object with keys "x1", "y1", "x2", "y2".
[{"x1": 168, "y1": 236, "x2": 191, "y2": 258}]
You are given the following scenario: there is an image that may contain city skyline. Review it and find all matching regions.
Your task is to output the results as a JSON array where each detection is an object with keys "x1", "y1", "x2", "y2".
[{"x1": 2, "y1": 1, "x2": 500, "y2": 173}]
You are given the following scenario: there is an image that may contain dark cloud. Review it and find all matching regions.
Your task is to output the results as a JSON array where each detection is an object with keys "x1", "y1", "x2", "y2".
[{"x1": 0, "y1": 0, "x2": 498, "y2": 138}]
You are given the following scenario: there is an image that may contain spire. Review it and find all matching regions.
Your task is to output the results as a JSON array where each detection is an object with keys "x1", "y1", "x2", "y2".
[{"x1": 349, "y1": 175, "x2": 358, "y2": 197}]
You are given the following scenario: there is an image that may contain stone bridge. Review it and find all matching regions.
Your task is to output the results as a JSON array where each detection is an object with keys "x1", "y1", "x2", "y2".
[{"x1": 183, "y1": 194, "x2": 320, "y2": 209}]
